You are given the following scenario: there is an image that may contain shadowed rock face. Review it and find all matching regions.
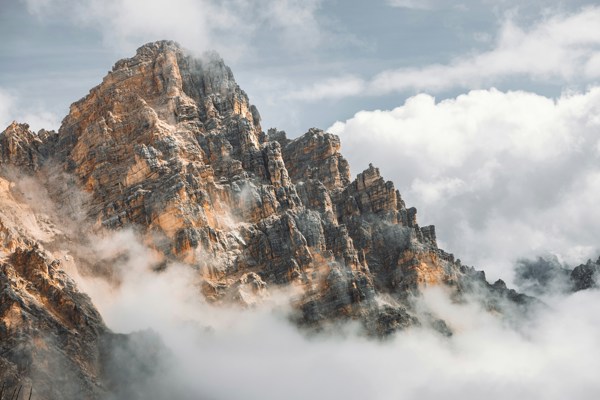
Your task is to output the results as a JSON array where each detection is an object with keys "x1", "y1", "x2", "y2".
[
  {"x1": 54, "y1": 41, "x2": 471, "y2": 302},
  {"x1": 0, "y1": 41, "x2": 533, "y2": 397},
  {"x1": 1, "y1": 247, "x2": 107, "y2": 399},
  {"x1": 0, "y1": 161, "x2": 108, "y2": 399},
  {"x1": 55, "y1": 41, "x2": 492, "y2": 319},
  {"x1": 0, "y1": 122, "x2": 57, "y2": 172}
]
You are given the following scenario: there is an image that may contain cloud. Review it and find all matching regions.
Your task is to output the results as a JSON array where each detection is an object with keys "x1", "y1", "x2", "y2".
[
  {"x1": 7, "y1": 120, "x2": 599, "y2": 400},
  {"x1": 285, "y1": 74, "x2": 366, "y2": 101},
  {"x1": 68, "y1": 225, "x2": 600, "y2": 400},
  {"x1": 261, "y1": 0, "x2": 324, "y2": 51},
  {"x1": 0, "y1": 90, "x2": 13, "y2": 129},
  {"x1": 290, "y1": 7, "x2": 600, "y2": 100},
  {"x1": 386, "y1": 0, "x2": 593, "y2": 12},
  {"x1": 329, "y1": 87, "x2": 600, "y2": 281},
  {"x1": 0, "y1": 88, "x2": 60, "y2": 131},
  {"x1": 86, "y1": 248, "x2": 600, "y2": 399},
  {"x1": 23, "y1": 0, "x2": 327, "y2": 59},
  {"x1": 386, "y1": 0, "x2": 434, "y2": 10}
]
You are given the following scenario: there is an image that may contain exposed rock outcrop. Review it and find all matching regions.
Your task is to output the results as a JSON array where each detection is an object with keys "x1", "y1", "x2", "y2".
[
  {"x1": 1, "y1": 247, "x2": 107, "y2": 399},
  {"x1": 0, "y1": 171, "x2": 107, "y2": 399},
  {"x1": 0, "y1": 122, "x2": 56, "y2": 172},
  {"x1": 44, "y1": 41, "x2": 532, "y2": 329},
  {"x1": 0, "y1": 40, "x2": 535, "y2": 397}
]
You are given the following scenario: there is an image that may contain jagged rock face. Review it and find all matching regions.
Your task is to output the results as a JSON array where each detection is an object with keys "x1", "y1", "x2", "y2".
[
  {"x1": 279, "y1": 127, "x2": 351, "y2": 191},
  {"x1": 0, "y1": 41, "x2": 538, "y2": 398},
  {"x1": 0, "y1": 156, "x2": 177, "y2": 399},
  {"x1": 56, "y1": 41, "x2": 303, "y2": 270},
  {"x1": 0, "y1": 122, "x2": 56, "y2": 172},
  {"x1": 1, "y1": 248, "x2": 107, "y2": 399},
  {"x1": 1, "y1": 41, "x2": 501, "y2": 333},
  {"x1": 42, "y1": 41, "x2": 484, "y2": 330},
  {"x1": 0, "y1": 173, "x2": 107, "y2": 399}
]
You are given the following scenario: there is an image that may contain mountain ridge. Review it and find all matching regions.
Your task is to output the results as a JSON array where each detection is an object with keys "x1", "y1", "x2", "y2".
[{"x1": 0, "y1": 40, "x2": 537, "y2": 399}]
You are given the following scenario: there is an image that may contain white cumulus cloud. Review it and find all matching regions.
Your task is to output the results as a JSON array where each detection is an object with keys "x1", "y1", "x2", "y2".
[{"x1": 329, "y1": 87, "x2": 600, "y2": 281}]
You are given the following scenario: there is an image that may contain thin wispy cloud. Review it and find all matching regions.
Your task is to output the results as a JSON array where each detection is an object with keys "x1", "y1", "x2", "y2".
[
  {"x1": 285, "y1": 74, "x2": 366, "y2": 101},
  {"x1": 386, "y1": 0, "x2": 435, "y2": 10},
  {"x1": 23, "y1": 0, "x2": 330, "y2": 60},
  {"x1": 0, "y1": 88, "x2": 60, "y2": 131},
  {"x1": 290, "y1": 7, "x2": 600, "y2": 100}
]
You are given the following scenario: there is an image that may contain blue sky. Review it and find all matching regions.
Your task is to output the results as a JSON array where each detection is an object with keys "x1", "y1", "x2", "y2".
[{"x1": 2, "y1": 0, "x2": 600, "y2": 278}]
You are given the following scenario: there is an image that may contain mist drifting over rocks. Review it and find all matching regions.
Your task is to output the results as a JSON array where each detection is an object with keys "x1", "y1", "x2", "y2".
[{"x1": 0, "y1": 41, "x2": 599, "y2": 399}]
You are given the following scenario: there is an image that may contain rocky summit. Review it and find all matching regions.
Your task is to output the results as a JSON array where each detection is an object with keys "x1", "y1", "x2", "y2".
[{"x1": 0, "y1": 41, "x2": 531, "y2": 399}]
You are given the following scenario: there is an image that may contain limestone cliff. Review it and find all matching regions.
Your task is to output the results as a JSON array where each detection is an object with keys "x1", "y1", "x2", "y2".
[
  {"x1": 49, "y1": 41, "x2": 512, "y2": 327},
  {"x1": 0, "y1": 41, "x2": 531, "y2": 397},
  {"x1": 0, "y1": 155, "x2": 107, "y2": 399}
]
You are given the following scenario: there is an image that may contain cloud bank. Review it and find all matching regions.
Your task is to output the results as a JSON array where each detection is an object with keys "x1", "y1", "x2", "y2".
[
  {"x1": 290, "y1": 7, "x2": 600, "y2": 100},
  {"x1": 329, "y1": 87, "x2": 600, "y2": 281},
  {"x1": 77, "y1": 229, "x2": 600, "y2": 400}
]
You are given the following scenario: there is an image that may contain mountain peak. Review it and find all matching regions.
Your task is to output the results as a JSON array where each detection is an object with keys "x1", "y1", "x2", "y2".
[
  {"x1": 0, "y1": 40, "x2": 536, "y2": 398},
  {"x1": 110, "y1": 40, "x2": 227, "y2": 74},
  {"x1": 114, "y1": 40, "x2": 183, "y2": 69},
  {"x1": 4, "y1": 41, "x2": 524, "y2": 328}
]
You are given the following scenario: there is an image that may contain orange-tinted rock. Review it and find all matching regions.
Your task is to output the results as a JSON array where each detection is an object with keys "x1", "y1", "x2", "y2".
[
  {"x1": 0, "y1": 122, "x2": 57, "y2": 171},
  {"x1": 0, "y1": 41, "x2": 532, "y2": 369},
  {"x1": 0, "y1": 247, "x2": 107, "y2": 399},
  {"x1": 281, "y1": 128, "x2": 350, "y2": 191}
]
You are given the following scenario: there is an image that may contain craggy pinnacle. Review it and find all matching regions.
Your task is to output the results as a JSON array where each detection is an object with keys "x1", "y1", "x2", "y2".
[{"x1": 0, "y1": 40, "x2": 535, "y2": 399}]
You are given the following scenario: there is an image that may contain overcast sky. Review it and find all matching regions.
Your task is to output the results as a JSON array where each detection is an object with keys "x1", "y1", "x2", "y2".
[{"x1": 2, "y1": 0, "x2": 600, "y2": 280}]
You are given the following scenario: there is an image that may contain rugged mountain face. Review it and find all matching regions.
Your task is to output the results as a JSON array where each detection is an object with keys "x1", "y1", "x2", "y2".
[
  {"x1": 0, "y1": 41, "x2": 531, "y2": 397},
  {"x1": 0, "y1": 123, "x2": 182, "y2": 399},
  {"x1": 49, "y1": 40, "x2": 509, "y2": 325},
  {"x1": 0, "y1": 144, "x2": 107, "y2": 399}
]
